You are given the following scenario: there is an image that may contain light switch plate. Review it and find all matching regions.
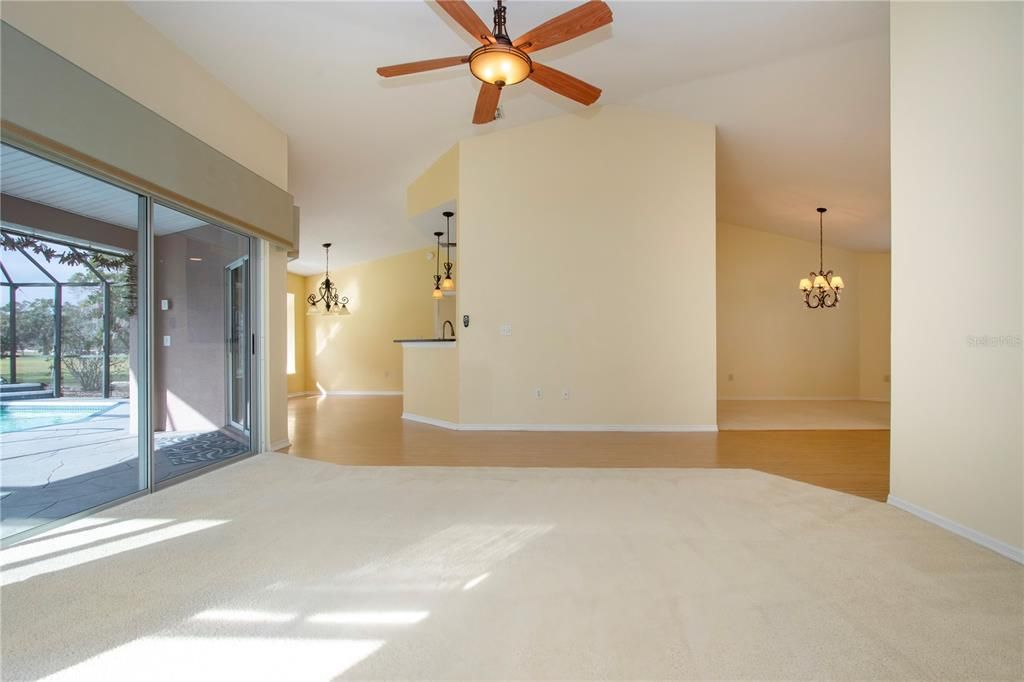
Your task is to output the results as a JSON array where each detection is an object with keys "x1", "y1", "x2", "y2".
[
  {"x1": 160, "y1": 299, "x2": 170, "y2": 311},
  {"x1": 162, "y1": 336, "x2": 171, "y2": 347},
  {"x1": 500, "y1": 324, "x2": 512, "y2": 336}
]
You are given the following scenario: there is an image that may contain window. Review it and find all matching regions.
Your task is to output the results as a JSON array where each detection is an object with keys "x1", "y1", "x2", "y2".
[{"x1": 286, "y1": 292, "x2": 296, "y2": 375}]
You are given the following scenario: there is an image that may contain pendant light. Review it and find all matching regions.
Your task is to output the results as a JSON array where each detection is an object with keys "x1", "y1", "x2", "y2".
[
  {"x1": 440, "y1": 210, "x2": 455, "y2": 291},
  {"x1": 307, "y1": 243, "x2": 350, "y2": 315},
  {"x1": 798, "y1": 208, "x2": 844, "y2": 309},
  {"x1": 432, "y1": 231, "x2": 444, "y2": 299}
]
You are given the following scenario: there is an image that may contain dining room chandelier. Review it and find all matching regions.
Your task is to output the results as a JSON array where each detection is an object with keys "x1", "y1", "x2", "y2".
[
  {"x1": 307, "y1": 242, "x2": 350, "y2": 315},
  {"x1": 799, "y1": 207, "x2": 844, "y2": 309}
]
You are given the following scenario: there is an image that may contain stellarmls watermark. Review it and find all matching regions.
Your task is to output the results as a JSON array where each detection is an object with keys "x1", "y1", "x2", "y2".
[{"x1": 966, "y1": 334, "x2": 1023, "y2": 348}]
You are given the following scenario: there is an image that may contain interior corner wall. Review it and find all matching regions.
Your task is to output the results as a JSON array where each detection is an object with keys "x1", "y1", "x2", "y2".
[
  {"x1": 890, "y1": 1, "x2": 1023, "y2": 555},
  {"x1": 286, "y1": 272, "x2": 308, "y2": 395},
  {"x1": 457, "y1": 106, "x2": 717, "y2": 428},
  {"x1": 306, "y1": 248, "x2": 436, "y2": 393}
]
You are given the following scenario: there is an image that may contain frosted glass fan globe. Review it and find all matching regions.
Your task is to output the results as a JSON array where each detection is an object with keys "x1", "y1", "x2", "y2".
[{"x1": 469, "y1": 44, "x2": 531, "y2": 87}]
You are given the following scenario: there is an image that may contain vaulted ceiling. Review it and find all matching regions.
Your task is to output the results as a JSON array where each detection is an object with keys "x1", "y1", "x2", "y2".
[{"x1": 129, "y1": 1, "x2": 891, "y2": 273}]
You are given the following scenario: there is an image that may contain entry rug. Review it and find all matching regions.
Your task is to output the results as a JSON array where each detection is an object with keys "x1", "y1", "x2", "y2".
[{"x1": 156, "y1": 431, "x2": 250, "y2": 466}]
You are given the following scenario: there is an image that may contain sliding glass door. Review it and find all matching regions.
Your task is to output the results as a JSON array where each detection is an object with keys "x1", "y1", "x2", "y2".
[{"x1": 0, "y1": 143, "x2": 259, "y2": 543}]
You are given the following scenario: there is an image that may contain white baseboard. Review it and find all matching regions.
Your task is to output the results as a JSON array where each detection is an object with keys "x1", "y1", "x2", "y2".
[
  {"x1": 321, "y1": 390, "x2": 403, "y2": 396},
  {"x1": 402, "y1": 413, "x2": 717, "y2": 433},
  {"x1": 887, "y1": 495, "x2": 1023, "y2": 564},
  {"x1": 269, "y1": 438, "x2": 291, "y2": 452},
  {"x1": 287, "y1": 391, "x2": 314, "y2": 398}
]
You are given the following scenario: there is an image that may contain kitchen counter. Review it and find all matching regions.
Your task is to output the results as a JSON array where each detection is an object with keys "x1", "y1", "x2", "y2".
[
  {"x1": 398, "y1": 340, "x2": 457, "y2": 426},
  {"x1": 393, "y1": 338, "x2": 455, "y2": 345}
]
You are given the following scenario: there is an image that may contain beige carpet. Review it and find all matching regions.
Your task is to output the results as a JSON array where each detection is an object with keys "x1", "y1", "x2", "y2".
[
  {"x1": 1, "y1": 453, "x2": 1020, "y2": 680},
  {"x1": 719, "y1": 399, "x2": 891, "y2": 430}
]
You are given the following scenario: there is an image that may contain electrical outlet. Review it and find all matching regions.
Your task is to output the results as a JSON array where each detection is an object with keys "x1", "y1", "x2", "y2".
[
  {"x1": 561, "y1": 389, "x2": 570, "y2": 400},
  {"x1": 162, "y1": 335, "x2": 171, "y2": 347},
  {"x1": 500, "y1": 324, "x2": 512, "y2": 336},
  {"x1": 535, "y1": 388, "x2": 543, "y2": 400},
  {"x1": 727, "y1": 373, "x2": 734, "y2": 382}
]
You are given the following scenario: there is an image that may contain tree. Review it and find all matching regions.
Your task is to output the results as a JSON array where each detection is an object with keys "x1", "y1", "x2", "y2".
[{"x1": 13, "y1": 295, "x2": 55, "y2": 355}]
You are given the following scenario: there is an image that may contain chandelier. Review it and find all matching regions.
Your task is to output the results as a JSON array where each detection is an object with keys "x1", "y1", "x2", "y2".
[
  {"x1": 799, "y1": 207, "x2": 844, "y2": 309},
  {"x1": 307, "y1": 242, "x2": 350, "y2": 315}
]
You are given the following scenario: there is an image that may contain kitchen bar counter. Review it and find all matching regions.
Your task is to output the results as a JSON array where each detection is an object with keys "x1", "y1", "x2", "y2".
[
  {"x1": 394, "y1": 338, "x2": 455, "y2": 345},
  {"x1": 397, "y1": 339, "x2": 457, "y2": 427}
]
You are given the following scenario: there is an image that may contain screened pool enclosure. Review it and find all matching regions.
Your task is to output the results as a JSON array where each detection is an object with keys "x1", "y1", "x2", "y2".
[{"x1": 1, "y1": 229, "x2": 133, "y2": 399}]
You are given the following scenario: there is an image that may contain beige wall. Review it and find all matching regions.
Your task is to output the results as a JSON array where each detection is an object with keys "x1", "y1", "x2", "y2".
[
  {"x1": 890, "y1": 2, "x2": 1022, "y2": 556},
  {"x1": 266, "y1": 246, "x2": 289, "y2": 447},
  {"x1": 306, "y1": 248, "x2": 436, "y2": 393},
  {"x1": 457, "y1": 106, "x2": 717, "y2": 428},
  {"x1": 717, "y1": 222, "x2": 890, "y2": 400},
  {"x1": 407, "y1": 144, "x2": 458, "y2": 218},
  {"x1": 286, "y1": 273, "x2": 308, "y2": 395},
  {"x1": 858, "y1": 252, "x2": 891, "y2": 401},
  {"x1": 0, "y1": 1, "x2": 288, "y2": 190},
  {"x1": 402, "y1": 345, "x2": 459, "y2": 423}
]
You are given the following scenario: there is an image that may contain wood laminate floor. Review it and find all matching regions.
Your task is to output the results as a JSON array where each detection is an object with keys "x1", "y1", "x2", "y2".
[{"x1": 283, "y1": 395, "x2": 890, "y2": 501}]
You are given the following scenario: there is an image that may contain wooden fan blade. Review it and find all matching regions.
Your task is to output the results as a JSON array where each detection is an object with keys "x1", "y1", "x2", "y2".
[
  {"x1": 377, "y1": 56, "x2": 469, "y2": 78},
  {"x1": 529, "y1": 62, "x2": 602, "y2": 106},
  {"x1": 513, "y1": 0, "x2": 612, "y2": 54},
  {"x1": 472, "y1": 82, "x2": 501, "y2": 124},
  {"x1": 437, "y1": 0, "x2": 494, "y2": 45}
]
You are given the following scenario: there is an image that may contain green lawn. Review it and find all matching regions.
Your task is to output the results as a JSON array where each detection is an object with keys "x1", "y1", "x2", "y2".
[
  {"x1": 1, "y1": 354, "x2": 129, "y2": 385},
  {"x1": 1, "y1": 355, "x2": 52, "y2": 384}
]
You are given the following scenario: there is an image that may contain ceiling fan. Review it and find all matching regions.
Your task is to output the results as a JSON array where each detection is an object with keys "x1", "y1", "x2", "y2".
[{"x1": 376, "y1": 0, "x2": 613, "y2": 124}]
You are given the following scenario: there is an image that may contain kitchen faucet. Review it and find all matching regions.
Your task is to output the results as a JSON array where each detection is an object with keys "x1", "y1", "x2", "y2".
[{"x1": 442, "y1": 320, "x2": 455, "y2": 340}]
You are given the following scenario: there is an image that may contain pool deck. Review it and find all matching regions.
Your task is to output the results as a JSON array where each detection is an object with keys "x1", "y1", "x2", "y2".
[{"x1": 1, "y1": 400, "x2": 249, "y2": 539}]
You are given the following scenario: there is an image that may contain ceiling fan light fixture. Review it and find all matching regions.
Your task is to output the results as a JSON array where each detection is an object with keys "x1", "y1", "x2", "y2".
[{"x1": 469, "y1": 44, "x2": 532, "y2": 87}]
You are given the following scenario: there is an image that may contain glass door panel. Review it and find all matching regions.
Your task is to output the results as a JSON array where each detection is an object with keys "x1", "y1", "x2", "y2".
[
  {"x1": 152, "y1": 203, "x2": 251, "y2": 484},
  {"x1": 0, "y1": 143, "x2": 145, "y2": 541}
]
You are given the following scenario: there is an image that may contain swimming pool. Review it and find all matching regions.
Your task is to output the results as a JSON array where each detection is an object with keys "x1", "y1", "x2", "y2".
[{"x1": 0, "y1": 403, "x2": 105, "y2": 432}]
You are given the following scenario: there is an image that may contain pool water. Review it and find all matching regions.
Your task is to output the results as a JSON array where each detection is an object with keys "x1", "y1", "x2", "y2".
[{"x1": 0, "y1": 404, "x2": 103, "y2": 432}]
